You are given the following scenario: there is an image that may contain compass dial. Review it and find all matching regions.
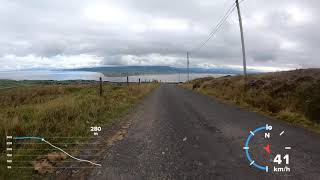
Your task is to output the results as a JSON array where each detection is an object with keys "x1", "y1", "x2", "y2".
[{"x1": 244, "y1": 124, "x2": 291, "y2": 173}]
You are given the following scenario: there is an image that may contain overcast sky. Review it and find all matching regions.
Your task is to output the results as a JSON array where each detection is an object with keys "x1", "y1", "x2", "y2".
[{"x1": 0, "y1": 0, "x2": 319, "y2": 71}]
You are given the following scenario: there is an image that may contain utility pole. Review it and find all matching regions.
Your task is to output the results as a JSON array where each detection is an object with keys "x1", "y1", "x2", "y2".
[
  {"x1": 187, "y1": 52, "x2": 190, "y2": 82},
  {"x1": 236, "y1": 0, "x2": 248, "y2": 84}
]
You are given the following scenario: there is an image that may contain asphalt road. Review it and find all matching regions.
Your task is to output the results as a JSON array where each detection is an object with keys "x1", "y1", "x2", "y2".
[{"x1": 88, "y1": 84, "x2": 320, "y2": 180}]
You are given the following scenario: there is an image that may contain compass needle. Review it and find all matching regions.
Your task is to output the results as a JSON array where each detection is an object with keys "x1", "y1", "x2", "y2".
[
  {"x1": 263, "y1": 144, "x2": 271, "y2": 154},
  {"x1": 244, "y1": 124, "x2": 291, "y2": 173}
]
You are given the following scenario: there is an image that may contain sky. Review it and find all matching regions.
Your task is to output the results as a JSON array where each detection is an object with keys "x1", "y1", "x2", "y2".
[{"x1": 0, "y1": 0, "x2": 319, "y2": 71}]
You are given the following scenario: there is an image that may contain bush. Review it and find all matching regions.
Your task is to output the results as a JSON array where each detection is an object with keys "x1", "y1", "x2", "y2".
[{"x1": 304, "y1": 82, "x2": 320, "y2": 123}]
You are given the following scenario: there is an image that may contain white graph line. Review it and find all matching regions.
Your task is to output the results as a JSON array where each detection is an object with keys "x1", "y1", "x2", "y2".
[{"x1": 42, "y1": 139, "x2": 102, "y2": 166}]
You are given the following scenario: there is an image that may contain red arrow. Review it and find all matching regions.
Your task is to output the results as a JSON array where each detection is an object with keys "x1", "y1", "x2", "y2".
[{"x1": 263, "y1": 144, "x2": 271, "y2": 154}]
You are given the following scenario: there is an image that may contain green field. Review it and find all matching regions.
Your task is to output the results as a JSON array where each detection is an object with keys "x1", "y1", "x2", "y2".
[{"x1": 0, "y1": 81, "x2": 158, "y2": 179}]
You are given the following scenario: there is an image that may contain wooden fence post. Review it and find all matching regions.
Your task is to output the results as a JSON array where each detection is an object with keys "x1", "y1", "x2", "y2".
[{"x1": 99, "y1": 77, "x2": 102, "y2": 96}]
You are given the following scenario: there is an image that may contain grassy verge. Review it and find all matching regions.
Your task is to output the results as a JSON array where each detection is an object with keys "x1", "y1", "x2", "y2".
[
  {"x1": 0, "y1": 82, "x2": 158, "y2": 179},
  {"x1": 181, "y1": 69, "x2": 320, "y2": 133},
  {"x1": 0, "y1": 79, "x2": 100, "y2": 89}
]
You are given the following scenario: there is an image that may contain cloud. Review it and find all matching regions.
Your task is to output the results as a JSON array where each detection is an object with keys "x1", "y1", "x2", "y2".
[
  {"x1": 0, "y1": 0, "x2": 319, "y2": 71},
  {"x1": 0, "y1": 54, "x2": 103, "y2": 70}
]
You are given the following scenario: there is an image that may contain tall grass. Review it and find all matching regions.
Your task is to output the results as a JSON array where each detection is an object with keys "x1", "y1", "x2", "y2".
[
  {"x1": 184, "y1": 69, "x2": 320, "y2": 132},
  {"x1": 0, "y1": 83, "x2": 158, "y2": 179}
]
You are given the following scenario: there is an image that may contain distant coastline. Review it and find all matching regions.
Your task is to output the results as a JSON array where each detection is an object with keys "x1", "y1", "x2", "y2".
[{"x1": 66, "y1": 65, "x2": 248, "y2": 77}]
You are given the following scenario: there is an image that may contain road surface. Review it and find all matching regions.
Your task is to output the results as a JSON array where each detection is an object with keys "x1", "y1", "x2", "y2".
[{"x1": 66, "y1": 85, "x2": 320, "y2": 179}]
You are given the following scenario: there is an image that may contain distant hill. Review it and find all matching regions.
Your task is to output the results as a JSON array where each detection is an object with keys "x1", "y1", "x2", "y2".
[{"x1": 67, "y1": 66, "x2": 248, "y2": 76}]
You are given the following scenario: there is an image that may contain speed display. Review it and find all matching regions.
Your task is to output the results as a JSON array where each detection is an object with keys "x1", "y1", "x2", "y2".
[{"x1": 244, "y1": 124, "x2": 291, "y2": 173}]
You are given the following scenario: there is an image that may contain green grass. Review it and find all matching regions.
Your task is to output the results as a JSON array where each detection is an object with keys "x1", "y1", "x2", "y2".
[
  {"x1": 182, "y1": 69, "x2": 320, "y2": 133},
  {"x1": 0, "y1": 79, "x2": 100, "y2": 89},
  {"x1": 0, "y1": 80, "x2": 39, "y2": 89},
  {"x1": 0, "y1": 82, "x2": 158, "y2": 179}
]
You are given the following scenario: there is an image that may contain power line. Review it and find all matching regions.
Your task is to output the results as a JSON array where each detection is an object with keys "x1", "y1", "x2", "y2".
[
  {"x1": 189, "y1": 0, "x2": 247, "y2": 53},
  {"x1": 189, "y1": 2, "x2": 237, "y2": 53}
]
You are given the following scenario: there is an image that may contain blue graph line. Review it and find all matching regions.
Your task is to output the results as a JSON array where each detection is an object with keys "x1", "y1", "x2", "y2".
[
  {"x1": 13, "y1": 136, "x2": 43, "y2": 141},
  {"x1": 12, "y1": 136, "x2": 102, "y2": 166}
]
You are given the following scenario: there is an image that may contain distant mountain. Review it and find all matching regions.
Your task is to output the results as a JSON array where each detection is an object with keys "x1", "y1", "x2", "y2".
[
  {"x1": 71, "y1": 66, "x2": 178, "y2": 74},
  {"x1": 67, "y1": 66, "x2": 250, "y2": 75}
]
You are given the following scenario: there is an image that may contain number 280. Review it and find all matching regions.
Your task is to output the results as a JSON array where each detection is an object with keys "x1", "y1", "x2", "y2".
[{"x1": 90, "y1": 126, "x2": 102, "y2": 132}]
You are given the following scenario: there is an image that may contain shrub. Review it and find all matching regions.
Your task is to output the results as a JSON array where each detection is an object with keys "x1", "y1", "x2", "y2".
[{"x1": 304, "y1": 82, "x2": 320, "y2": 123}]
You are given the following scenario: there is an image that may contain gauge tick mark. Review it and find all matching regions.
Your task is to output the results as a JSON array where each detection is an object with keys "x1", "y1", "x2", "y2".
[{"x1": 280, "y1": 131, "x2": 284, "y2": 136}]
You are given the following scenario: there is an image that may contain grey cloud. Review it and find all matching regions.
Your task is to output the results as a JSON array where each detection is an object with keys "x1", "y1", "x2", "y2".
[{"x1": 0, "y1": 0, "x2": 319, "y2": 70}]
